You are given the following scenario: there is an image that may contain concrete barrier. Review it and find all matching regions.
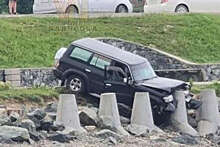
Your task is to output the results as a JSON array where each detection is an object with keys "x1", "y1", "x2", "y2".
[
  {"x1": 98, "y1": 93, "x2": 129, "y2": 136},
  {"x1": 197, "y1": 89, "x2": 220, "y2": 136},
  {"x1": 55, "y1": 94, "x2": 86, "y2": 134},
  {"x1": 171, "y1": 91, "x2": 198, "y2": 136},
  {"x1": 127, "y1": 92, "x2": 162, "y2": 136}
]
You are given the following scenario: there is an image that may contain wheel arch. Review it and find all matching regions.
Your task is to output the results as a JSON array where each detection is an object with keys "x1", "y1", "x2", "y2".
[
  {"x1": 62, "y1": 69, "x2": 89, "y2": 91},
  {"x1": 115, "y1": 3, "x2": 129, "y2": 13},
  {"x1": 175, "y1": 3, "x2": 189, "y2": 12},
  {"x1": 65, "y1": 4, "x2": 79, "y2": 14}
]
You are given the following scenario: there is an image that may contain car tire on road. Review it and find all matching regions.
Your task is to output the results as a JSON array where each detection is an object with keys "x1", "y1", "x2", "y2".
[
  {"x1": 116, "y1": 5, "x2": 128, "y2": 13},
  {"x1": 66, "y1": 75, "x2": 85, "y2": 95},
  {"x1": 175, "y1": 5, "x2": 189, "y2": 13}
]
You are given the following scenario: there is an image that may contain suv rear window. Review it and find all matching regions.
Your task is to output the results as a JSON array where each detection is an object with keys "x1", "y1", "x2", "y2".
[
  {"x1": 90, "y1": 54, "x2": 111, "y2": 70},
  {"x1": 70, "y1": 47, "x2": 92, "y2": 62}
]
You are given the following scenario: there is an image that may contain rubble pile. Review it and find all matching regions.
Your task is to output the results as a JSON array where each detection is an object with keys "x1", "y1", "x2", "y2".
[{"x1": 0, "y1": 93, "x2": 220, "y2": 146}]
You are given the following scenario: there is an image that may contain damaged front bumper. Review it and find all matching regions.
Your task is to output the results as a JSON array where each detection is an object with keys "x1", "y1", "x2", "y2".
[{"x1": 163, "y1": 92, "x2": 202, "y2": 113}]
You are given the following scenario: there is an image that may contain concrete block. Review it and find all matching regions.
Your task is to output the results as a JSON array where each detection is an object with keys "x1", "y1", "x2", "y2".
[
  {"x1": 171, "y1": 91, "x2": 198, "y2": 136},
  {"x1": 55, "y1": 94, "x2": 86, "y2": 134},
  {"x1": 99, "y1": 93, "x2": 129, "y2": 136},
  {"x1": 197, "y1": 89, "x2": 220, "y2": 136},
  {"x1": 127, "y1": 92, "x2": 162, "y2": 136}
]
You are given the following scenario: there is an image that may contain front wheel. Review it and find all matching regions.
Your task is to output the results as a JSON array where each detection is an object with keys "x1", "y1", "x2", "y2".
[{"x1": 66, "y1": 75, "x2": 85, "y2": 94}]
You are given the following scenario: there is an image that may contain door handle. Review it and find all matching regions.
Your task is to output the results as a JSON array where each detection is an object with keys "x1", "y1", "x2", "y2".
[
  {"x1": 85, "y1": 69, "x2": 91, "y2": 73},
  {"x1": 105, "y1": 83, "x2": 112, "y2": 87}
]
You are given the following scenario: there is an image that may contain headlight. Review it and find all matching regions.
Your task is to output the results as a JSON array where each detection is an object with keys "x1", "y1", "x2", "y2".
[{"x1": 163, "y1": 95, "x2": 174, "y2": 103}]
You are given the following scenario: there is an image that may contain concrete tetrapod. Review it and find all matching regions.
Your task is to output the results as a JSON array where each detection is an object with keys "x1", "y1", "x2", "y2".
[
  {"x1": 197, "y1": 89, "x2": 220, "y2": 136},
  {"x1": 171, "y1": 91, "x2": 198, "y2": 136},
  {"x1": 127, "y1": 92, "x2": 163, "y2": 136},
  {"x1": 98, "y1": 93, "x2": 129, "y2": 136},
  {"x1": 55, "y1": 94, "x2": 86, "y2": 134}
]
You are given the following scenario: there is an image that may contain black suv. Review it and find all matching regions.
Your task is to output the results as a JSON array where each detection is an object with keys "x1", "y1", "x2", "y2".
[{"x1": 54, "y1": 38, "x2": 201, "y2": 125}]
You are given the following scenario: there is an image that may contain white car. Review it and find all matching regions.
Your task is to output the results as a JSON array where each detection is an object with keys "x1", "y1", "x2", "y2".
[
  {"x1": 144, "y1": 0, "x2": 220, "y2": 13},
  {"x1": 33, "y1": 0, "x2": 133, "y2": 14}
]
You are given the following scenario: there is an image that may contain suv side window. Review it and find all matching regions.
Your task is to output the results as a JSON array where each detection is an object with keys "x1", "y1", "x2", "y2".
[
  {"x1": 69, "y1": 47, "x2": 92, "y2": 62},
  {"x1": 90, "y1": 54, "x2": 111, "y2": 70}
]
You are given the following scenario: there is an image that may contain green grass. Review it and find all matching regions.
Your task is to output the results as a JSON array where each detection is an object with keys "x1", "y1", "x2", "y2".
[
  {"x1": 0, "y1": 88, "x2": 59, "y2": 104},
  {"x1": 0, "y1": 14, "x2": 220, "y2": 68},
  {"x1": 192, "y1": 83, "x2": 220, "y2": 97}
]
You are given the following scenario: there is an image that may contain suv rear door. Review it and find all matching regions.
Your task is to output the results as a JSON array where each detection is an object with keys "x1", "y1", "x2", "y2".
[{"x1": 87, "y1": 54, "x2": 112, "y2": 94}]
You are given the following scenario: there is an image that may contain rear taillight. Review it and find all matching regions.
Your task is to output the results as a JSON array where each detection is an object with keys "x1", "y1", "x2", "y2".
[
  {"x1": 161, "y1": 0, "x2": 168, "y2": 3},
  {"x1": 55, "y1": 60, "x2": 60, "y2": 68}
]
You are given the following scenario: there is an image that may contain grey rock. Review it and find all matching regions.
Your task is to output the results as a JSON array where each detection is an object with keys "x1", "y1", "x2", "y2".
[
  {"x1": 206, "y1": 133, "x2": 220, "y2": 145},
  {"x1": 127, "y1": 124, "x2": 150, "y2": 136},
  {"x1": 45, "y1": 103, "x2": 57, "y2": 113},
  {"x1": 108, "y1": 136, "x2": 117, "y2": 145},
  {"x1": 27, "y1": 109, "x2": 46, "y2": 128},
  {"x1": 0, "y1": 126, "x2": 30, "y2": 143},
  {"x1": 47, "y1": 112, "x2": 56, "y2": 121},
  {"x1": 0, "y1": 115, "x2": 10, "y2": 126},
  {"x1": 29, "y1": 131, "x2": 43, "y2": 142},
  {"x1": 47, "y1": 133, "x2": 74, "y2": 143},
  {"x1": 95, "y1": 129, "x2": 122, "y2": 140},
  {"x1": 9, "y1": 112, "x2": 20, "y2": 122},
  {"x1": 188, "y1": 114, "x2": 197, "y2": 129},
  {"x1": 0, "y1": 136, "x2": 14, "y2": 144},
  {"x1": 20, "y1": 119, "x2": 36, "y2": 133},
  {"x1": 27, "y1": 109, "x2": 46, "y2": 120},
  {"x1": 79, "y1": 107, "x2": 99, "y2": 126},
  {"x1": 171, "y1": 134, "x2": 199, "y2": 145}
]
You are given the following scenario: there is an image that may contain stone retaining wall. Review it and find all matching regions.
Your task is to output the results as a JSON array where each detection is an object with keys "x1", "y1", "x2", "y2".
[{"x1": 0, "y1": 38, "x2": 219, "y2": 87}]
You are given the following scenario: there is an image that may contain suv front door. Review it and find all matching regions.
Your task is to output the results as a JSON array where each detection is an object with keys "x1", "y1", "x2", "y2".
[{"x1": 103, "y1": 66, "x2": 133, "y2": 106}]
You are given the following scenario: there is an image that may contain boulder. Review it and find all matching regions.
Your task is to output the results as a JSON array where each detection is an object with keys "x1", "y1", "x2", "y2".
[
  {"x1": 20, "y1": 119, "x2": 36, "y2": 133},
  {"x1": 27, "y1": 109, "x2": 46, "y2": 120},
  {"x1": 44, "y1": 102, "x2": 57, "y2": 113},
  {"x1": 0, "y1": 126, "x2": 30, "y2": 143},
  {"x1": 47, "y1": 112, "x2": 56, "y2": 121},
  {"x1": 9, "y1": 112, "x2": 20, "y2": 122},
  {"x1": 27, "y1": 109, "x2": 46, "y2": 129},
  {"x1": 171, "y1": 134, "x2": 199, "y2": 145},
  {"x1": 95, "y1": 129, "x2": 122, "y2": 141},
  {"x1": 79, "y1": 107, "x2": 99, "y2": 126},
  {"x1": 0, "y1": 115, "x2": 10, "y2": 126},
  {"x1": 47, "y1": 133, "x2": 74, "y2": 143},
  {"x1": 0, "y1": 136, "x2": 14, "y2": 144}
]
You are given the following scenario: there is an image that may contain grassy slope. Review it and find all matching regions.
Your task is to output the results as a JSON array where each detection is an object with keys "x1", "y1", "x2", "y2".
[
  {"x1": 0, "y1": 14, "x2": 220, "y2": 68},
  {"x1": 0, "y1": 88, "x2": 58, "y2": 104}
]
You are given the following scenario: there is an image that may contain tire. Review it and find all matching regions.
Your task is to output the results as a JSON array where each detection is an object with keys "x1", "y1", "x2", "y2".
[
  {"x1": 66, "y1": 75, "x2": 85, "y2": 94},
  {"x1": 65, "y1": 5, "x2": 79, "y2": 15},
  {"x1": 116, "y1": 5, "x2": 128, "y2": 13},
  {"x1": 151, "y1": 100, "x2": 171, "y2": 126},
  {"x1": 175, "y1": 5, "x2": 189, "y2": 13}
]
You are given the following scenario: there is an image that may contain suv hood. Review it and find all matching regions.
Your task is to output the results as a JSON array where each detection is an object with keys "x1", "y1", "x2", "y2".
[{"x1": 139, "y1": 77, "x2": 186, "y2": 93}]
